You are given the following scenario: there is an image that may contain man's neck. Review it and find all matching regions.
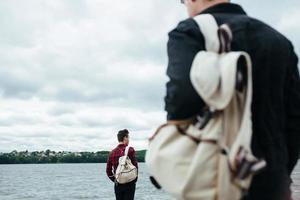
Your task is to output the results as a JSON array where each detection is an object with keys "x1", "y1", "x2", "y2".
[{"x1": 194, "y1": 0, "x2": 229, "y2": 16}]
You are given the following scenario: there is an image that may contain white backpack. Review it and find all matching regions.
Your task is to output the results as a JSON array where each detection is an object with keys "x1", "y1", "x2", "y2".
[
  {"x1": 115, "y1": 146, "x2": 138, "y2": 184},
  {"x1": 145, "y1": 14, "x2": 266, "y2": 200}
]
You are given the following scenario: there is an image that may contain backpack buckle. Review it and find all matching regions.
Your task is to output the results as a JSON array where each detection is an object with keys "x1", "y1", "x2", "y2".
[
  {"x1": 232, "y1": 147, "x2": 267, "y2": 180},
  {"x1": 194, "y1": 107, "x2": 217, "y2": 130}
]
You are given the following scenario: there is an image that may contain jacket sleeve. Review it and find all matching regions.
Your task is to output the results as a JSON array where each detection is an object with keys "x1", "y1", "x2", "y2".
[
  {"x1": 106, "y1": 152, "x2": 115, "y2": 182},
  {"x1": 285, "y1": 46, "x2": 300, "y2": 175},
  {"x1": 165, "y1": 19, "x2": 206, "y2": 120}
]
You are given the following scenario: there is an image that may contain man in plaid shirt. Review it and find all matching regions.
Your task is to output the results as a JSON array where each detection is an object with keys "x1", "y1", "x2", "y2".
[{"x1": 106, "y1": 129, "x2": 138, "y2": 200}]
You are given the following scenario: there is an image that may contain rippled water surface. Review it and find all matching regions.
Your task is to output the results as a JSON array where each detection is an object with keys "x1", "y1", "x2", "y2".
[{"x1": 0, "y1": 162, "x2": 299, "y2": 200}]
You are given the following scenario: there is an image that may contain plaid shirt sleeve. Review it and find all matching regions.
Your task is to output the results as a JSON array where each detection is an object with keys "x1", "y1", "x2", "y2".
[{"x1": 106, "y1": 151, "x2": 115, "y2": 182}]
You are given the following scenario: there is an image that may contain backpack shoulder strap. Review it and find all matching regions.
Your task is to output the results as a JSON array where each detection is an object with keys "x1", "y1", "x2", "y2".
[
  {"x1": 124, "y1": 146, "x2": 130, "y2": 157},
  {"x1": 193, "y1": 14, "x2": 220, "y2": 52},
  {"x1": 193, "y1": 14, "x2": 233, "y2": 54}
]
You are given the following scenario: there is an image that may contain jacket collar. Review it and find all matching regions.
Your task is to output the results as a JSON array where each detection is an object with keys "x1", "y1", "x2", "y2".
[
  {"x1": 199, "y1": 3, "x2": 247, "y2": 15},
  {"x1": 117, "y1": 143, "x2": 127, "y2": 148}
]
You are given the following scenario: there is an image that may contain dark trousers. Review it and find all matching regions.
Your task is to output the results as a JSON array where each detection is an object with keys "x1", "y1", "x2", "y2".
[
  {"x1": 242, "y1": 170, "x2": 292, "y2": 200},
  {"x1": 114, "y1": 181, "x2": 136, "y2": 200}
]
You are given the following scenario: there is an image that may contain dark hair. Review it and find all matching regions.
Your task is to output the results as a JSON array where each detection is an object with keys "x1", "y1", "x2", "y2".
[{"x1": 117, "y1": 129, "x2": 129, "y2": 142}]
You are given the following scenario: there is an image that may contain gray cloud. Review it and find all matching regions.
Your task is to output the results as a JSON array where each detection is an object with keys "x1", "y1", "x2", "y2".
[
  {"x1": 0, "y1": 0, "x2": 299, "y2": 152},
  {"x1": 0, "y1": 0, "x2": 177, "y2": 109}
]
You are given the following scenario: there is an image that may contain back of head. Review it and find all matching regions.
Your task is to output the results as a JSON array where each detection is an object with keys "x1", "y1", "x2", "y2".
[
  {"x1": 117, "y1": 129, "x2": 129, "y2": 143},
  {"x1": 183, "y1": 0, "x2": 230, "y2": 17}
]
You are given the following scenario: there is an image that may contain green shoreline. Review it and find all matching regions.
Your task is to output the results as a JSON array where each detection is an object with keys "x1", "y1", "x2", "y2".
[{"x1": 0, "y1": 150, "x2": 146, "y2": 164}]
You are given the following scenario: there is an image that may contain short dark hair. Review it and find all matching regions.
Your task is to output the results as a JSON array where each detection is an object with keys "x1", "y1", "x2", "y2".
[{"x1": 117, "y1": 129, "x2": 129, "y2": 142}]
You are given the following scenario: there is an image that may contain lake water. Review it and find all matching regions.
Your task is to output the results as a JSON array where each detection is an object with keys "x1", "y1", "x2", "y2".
[{"x1": 0, "y1": 162, "x2": 299, "y2": 200}]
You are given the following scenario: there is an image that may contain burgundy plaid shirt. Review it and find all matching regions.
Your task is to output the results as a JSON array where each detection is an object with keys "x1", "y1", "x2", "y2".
[{"x1": 106, "y1": 144, "x2": 138, "y2": 182}]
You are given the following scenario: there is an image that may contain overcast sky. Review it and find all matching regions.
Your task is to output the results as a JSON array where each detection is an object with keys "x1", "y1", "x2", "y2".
[{"x1": 0, "y1": 0, "x2": 299, "y2": 152}]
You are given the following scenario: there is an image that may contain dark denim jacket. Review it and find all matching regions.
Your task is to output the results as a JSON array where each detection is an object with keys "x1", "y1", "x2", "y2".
[{"x1": 165, "y1": 3, "x2": 300, "y2": 200}]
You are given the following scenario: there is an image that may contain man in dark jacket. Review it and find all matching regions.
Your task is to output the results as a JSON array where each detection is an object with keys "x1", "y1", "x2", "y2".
[
  {"x1": 165, "y1": 0, "x2": 300, "y2": 199},
  {"x1": 106, "y1": 129, "x2": 138, "y2": 200}
]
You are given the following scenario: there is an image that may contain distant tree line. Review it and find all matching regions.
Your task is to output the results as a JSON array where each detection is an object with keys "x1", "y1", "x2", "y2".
[{"x1": 0, "y1": 149, "x2": 146, "y2": 164}]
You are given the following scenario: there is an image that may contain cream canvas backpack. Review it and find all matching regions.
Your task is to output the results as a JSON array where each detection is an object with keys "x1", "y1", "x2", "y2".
[
  {"x1": 115, "y1": 146, "x2": 138, "y2": 184},
  {"x1": 145, "y1": 14, "x2": 266, "y2": 200}
]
